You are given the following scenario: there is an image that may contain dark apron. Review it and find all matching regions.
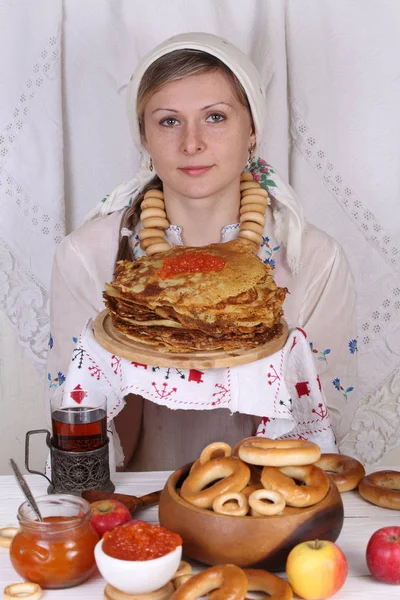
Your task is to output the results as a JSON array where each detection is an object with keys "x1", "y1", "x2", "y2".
[{"x1": 126, "y1": 399, "x2": 256, "y2": 471}]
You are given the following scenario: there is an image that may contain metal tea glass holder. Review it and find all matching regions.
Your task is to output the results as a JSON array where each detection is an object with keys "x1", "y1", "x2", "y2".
[{"x1": 25, "y1": 429, "x2": 115, "y2": 495}]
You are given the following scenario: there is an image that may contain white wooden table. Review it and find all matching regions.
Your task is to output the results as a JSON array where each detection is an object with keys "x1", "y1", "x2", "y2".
[{"x1": 0, "y1": 469, "x2": 399, "y2": 599}]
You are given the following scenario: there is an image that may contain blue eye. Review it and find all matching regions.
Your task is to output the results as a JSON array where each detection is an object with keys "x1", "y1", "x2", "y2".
[
  {"x1": 206, "y1": 113, "x2": 225, "y2": 123},
  {"x1": 160, "y1": 117, "x2": 179, "y2": 127}
]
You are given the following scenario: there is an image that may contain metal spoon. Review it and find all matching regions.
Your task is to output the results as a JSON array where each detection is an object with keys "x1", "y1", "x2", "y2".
[{"x1": 9, "y1": 459, "x2": 43, "y2": 522}]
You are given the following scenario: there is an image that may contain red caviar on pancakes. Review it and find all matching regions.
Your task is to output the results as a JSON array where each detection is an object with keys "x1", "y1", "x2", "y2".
[
  {"x1": 158, "y1": 251, "x2": 226, "y2": 279},
  {"x1": 102, "y1": 521, "x2": 182, "y2": 561}
]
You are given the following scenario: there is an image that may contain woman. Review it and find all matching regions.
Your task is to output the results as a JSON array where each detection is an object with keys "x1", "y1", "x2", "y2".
[{"x1": 47, "y1": 33, "x2": 357, "y2": 470}]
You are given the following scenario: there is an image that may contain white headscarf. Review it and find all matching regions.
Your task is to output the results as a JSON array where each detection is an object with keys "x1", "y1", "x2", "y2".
[
  {"x1": 126, "y1": 32, "x2": 268, "y2": 150},
  {"x1": 84, "y1": 32, "x2": 304, "y2": 273}
]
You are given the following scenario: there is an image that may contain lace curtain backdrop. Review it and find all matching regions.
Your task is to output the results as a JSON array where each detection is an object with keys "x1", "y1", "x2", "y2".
[
  {"x1": 0, "y1": 0, "x2": 65, "y2": 473},
  {"x1": 1, "y1": 0, "x2": 400, "y2": 473}
]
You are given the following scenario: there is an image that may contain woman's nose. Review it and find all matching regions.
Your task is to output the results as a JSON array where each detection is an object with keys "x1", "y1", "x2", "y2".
[{"x1": 181, "y1": 123, "x2": 205, "y2": 155}]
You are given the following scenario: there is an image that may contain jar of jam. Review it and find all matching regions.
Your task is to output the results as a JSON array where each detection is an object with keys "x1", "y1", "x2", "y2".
[{"x1": 10, "y1": 495, "x2": 99, "y2": 589}]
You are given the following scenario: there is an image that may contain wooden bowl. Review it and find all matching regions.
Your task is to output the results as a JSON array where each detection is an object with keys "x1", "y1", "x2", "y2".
[{"x1": 159, "y1": 463, "x2": 344, "y2": 571}]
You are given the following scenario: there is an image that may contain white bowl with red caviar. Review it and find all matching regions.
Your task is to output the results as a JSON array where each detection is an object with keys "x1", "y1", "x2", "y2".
[{"x1": 94, "y1": 520, "x2": 182, "y2": 594}]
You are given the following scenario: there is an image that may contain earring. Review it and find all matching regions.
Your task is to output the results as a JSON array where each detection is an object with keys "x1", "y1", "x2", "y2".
[
  {"x1": 246, "y1": 146, "x2": 254, "y2": 170},
  {"x1": 149, "y1": 157, "x2": 153, "y2": 172}
]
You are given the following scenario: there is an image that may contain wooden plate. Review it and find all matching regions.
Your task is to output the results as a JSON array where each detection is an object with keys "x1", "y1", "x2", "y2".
[
  {"x1": 93, "y1": 310, "x2": 288, "y2": 369},
  {"x1": 104, "y1": 582, "x2": 175, "y2": 600}
]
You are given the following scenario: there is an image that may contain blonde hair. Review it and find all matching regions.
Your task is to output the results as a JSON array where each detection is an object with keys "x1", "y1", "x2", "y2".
[{"x1": 115, "y1": 49, "x2": 253, "y2": 267}]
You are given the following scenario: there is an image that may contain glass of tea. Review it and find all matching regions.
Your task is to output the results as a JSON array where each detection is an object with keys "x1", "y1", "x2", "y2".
[{"x1": 51, "y1": 392, "x2": 107, "y2": 453}]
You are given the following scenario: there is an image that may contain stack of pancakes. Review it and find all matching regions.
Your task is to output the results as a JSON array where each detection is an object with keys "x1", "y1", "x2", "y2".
[{"x1": 103, "y1": 240, "x2": 288, "y2": 353}]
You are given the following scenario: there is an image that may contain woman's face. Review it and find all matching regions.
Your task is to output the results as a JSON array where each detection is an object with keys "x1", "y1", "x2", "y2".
[{"x1": 142, "y1": 69, "x2": 255, "y2": 200}]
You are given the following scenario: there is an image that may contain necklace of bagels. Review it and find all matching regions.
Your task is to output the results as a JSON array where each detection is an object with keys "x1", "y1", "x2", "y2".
[{"x1": 138, "y1": 172, "x2": 269, "y2": 256}]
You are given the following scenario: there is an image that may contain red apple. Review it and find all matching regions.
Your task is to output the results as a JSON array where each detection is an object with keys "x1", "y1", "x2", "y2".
[
  {"x1": 366, "y1": 526, "x2": 400, "y2": 584},
  {"x1": 286, "y1": 539, "x2": 348, "y2": 599},
  {"x1": 90, "y1": 499, "x2": 132, "y2": 536}
]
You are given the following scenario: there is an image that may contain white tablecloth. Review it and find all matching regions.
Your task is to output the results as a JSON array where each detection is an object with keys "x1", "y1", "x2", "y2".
[{"x1": 0, "y1": 469, "x2": 399, "y2": 598}]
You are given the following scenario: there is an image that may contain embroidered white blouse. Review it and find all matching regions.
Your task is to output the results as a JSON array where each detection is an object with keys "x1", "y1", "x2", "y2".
[{"x1": 46, "y1": 202, "x2": 357, "y2": 460}]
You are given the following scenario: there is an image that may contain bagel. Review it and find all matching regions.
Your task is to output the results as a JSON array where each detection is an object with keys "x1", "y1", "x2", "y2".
[
  {"x1": 238, "y1": 221, "x2": 264, "y2": 235},
  {"x1": 239, "y1": 211, "x2": 265, "y2": 226},
  {"x1": 170, "y1": 564, "x2": 248, "y2": 600},
  {"x1": 146, "y1": 242, "x2": 171, "y2": 256},
  {"x1": 144, "y1": 189, "x2": 164, "y2": 200},
  {"x1": 140, "y1": 236, "x2": 165, "y2": 250},
  {"x1": 240, "y1": 172, "x2": 254, "y2": 182},
  {"x1": 212, "y1": 492, "x2": 249, "y2": 516},
  {"x1": 237, "y1": 230, "x2": 263, "y2": 245},
  {"x1": 141, "y1": 198, "x2": 165, "y2": 210},
  {"x1": 4, "y1": 583, "x2": 42, "y2": 600},
  {"x1": 261, "y1": 465, "x2": 330, "y2": 507},
  {"x1": 190, "y1": 442, "x2": 232, "y2": 476},
  {"x1": 141, "y1": 217, "x2": 170, "y2": 229},
  {"x1": 244, "y1": 568, "x2": 293, "y2": 600},
  {"x1": 241, "y1": 187, "x2": 269, "y2": 198},
  {"x1": 232, "y1": 436, "x2": 257, "y2": 456},
  {"x1": 189, "y1": 459, "x2": 201, "y2": 474},
  {"x1": 174, "y1": 561, "x2": 193, "y2": 579},
  {"x1": 173, "y1": 561, "x2": 193, "y2": 589},
  {"x1": 240, "y1": 195, "x2": 269, "y2": 206},
  {"x1": 140, "y1": 207, "x2": 167, "y2": 221},
  {"x1": 238, "y1": 438, "x2": 321, "y2": 467},
  {"x1": 180, "y1": 456, "x2": 250, "y2": 509},
  {"x1": 173, "y1": 575, "x2": 193, "y2": 590},
  {"x1": 315, "y1": 454, "x2": 365, "y2": 492},
  {"x1": 239, "y1": 204, "x2": 266, "y2": 215},
  {"x1": 358, "y1": 470, "x2": 400, "y2": 510},
  {"x1": 240, "y1": 181, "x2": 261, "y2": 191},
  {"x1": 0, "y1": 527, "x2": 18, "y2": 548},
  {"x1": 248, "y1": 489, "x2": 286, "y2": 516},
  {"x1": 199, "y1": 442, "x2": 232, "y2": 464},
  {"x1": 139, "y1": 227, "x2": 168, "y2": 241}
]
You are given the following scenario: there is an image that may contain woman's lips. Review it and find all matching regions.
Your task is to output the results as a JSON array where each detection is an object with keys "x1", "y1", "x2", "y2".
[{"x1": 179, "y1": 166, "x2": 213, "y2": 177}]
